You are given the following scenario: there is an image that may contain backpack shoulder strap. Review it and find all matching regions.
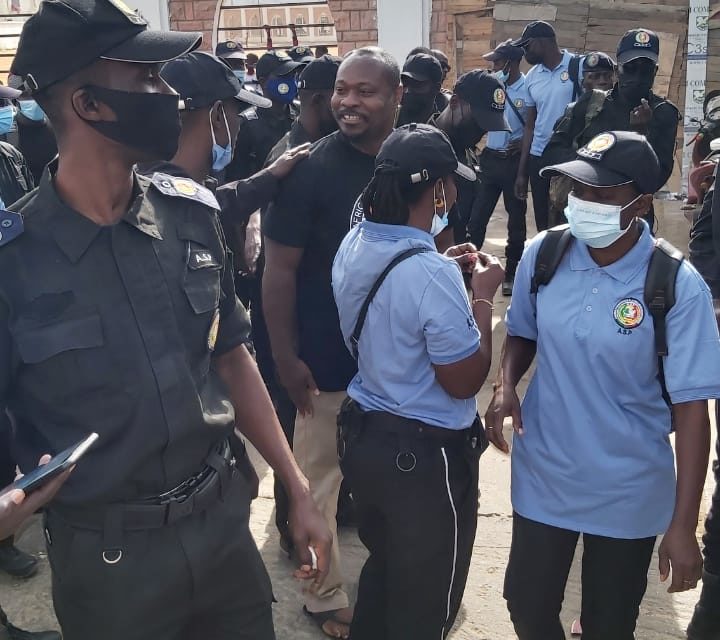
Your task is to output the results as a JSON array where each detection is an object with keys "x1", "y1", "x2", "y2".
[
  {"x1": 531, "y1": 225, "x2": 573, "y2": 294},
  {"x1": 644, "y1": 238, "x2": 684, "y2": 357},
  {"x1": 350, "y1": 247, "x2": 432, "y2": 358}
]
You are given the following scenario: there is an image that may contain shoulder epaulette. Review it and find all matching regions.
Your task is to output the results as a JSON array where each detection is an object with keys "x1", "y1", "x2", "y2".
[
  {"x1": 149, "y1": 173, "x2": 219, "y2": 210},
  {"x1": 0, "y1": 209, "x2": 23, "y2": 247}
]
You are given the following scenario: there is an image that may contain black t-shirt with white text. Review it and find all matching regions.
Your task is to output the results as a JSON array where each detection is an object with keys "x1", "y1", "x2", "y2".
[{"x1": 264, "y1": 131, "x2": 376, "y2": 391}]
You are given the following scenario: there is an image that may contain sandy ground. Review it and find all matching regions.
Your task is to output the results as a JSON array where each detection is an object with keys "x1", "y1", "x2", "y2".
[{"x1": 0, "y1": 197, "x2": 715, "y2": 639}]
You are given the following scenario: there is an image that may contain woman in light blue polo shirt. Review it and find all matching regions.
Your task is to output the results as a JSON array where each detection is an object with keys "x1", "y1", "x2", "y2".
[
  {"x1": 332, "y1": 123, "x2": 503, "y2": 640},
  {"x1": 485, "y1": 130, "x2": 720, "y2": 640}
]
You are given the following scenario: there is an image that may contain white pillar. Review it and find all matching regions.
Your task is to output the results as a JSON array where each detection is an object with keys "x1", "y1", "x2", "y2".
[{"x1": 377, "y1": 0, "x2": 432, "y2": 66}]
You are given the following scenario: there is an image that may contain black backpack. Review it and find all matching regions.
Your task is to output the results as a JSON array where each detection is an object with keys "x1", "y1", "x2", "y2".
[{"x1": 531, "y1": 225, "x2": 684, "y2": 408}]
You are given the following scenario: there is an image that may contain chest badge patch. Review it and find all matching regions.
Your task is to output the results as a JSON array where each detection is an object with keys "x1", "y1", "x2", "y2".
[
  {"x1": 613, "y1": 298, "x2": 644, "y2": 329},
  {"x1": 560, "y1": 70, "x2": 569, "y2": 82},
  {"x1": 208, "y1": 309, "x2": 220, "y2": 351},
  {"x1": 515, "y1": 98, "x2": 524, "y2": 109}
]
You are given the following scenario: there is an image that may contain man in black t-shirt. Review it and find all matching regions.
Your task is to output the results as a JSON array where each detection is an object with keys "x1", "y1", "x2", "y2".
[{"x1": 263, "y1": 47, "x2": 402, "y2": 639}]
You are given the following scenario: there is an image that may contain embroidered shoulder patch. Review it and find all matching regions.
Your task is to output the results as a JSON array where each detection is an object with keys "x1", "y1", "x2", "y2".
[
  {"x1": 150, "y1": 173, "x2": 220, "y2": 210},
  {"x1": 0, "y1": 210, "x2": 23, "y2": 247}
]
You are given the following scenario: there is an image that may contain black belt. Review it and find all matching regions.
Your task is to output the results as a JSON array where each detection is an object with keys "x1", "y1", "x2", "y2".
[
  {"x1": 52, "y1": 442, "x2": 234, "y2": 532},
  {"x1": 483, "y1": 147, "x2": 519, "y2": 159},
  {"x1": 359, "y1": 409, "x2": 472, "y2": 444}
]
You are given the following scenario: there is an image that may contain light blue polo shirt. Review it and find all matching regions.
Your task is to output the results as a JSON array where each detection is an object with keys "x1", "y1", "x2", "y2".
[
  {"x1": 525, "y1": 50, "x2": 577, "y2": 156},
  {"x1": 332, "y1": 221, "x2": 481, "y2": 429},
  {"x1": 506, "y1": 222, "x2": 720, "y2": 539},
  {"x1": 486, "y1": 75, "x2": 531, "y2": 151}
]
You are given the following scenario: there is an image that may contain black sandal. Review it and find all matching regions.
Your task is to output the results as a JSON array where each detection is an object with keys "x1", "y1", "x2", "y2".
[{"x1": 303, "y1": 605, "x2": 351, "y2": 639}]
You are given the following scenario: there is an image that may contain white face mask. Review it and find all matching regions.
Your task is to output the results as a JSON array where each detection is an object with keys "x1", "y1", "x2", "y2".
[
  {"x1": 564, "y1": 192, "x2": 642, "y2": 249},
  {"x1": 430, "y1": 181, "x2": 449, "y2": 237},
  {"x1": 491, "y1": 68, "x2": 509, "y2": 84}
]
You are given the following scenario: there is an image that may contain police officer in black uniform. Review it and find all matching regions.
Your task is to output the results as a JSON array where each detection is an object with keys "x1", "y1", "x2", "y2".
[
  {"x1": 6, "y1": 2, "x2": 331, "y2": 639},
  {"x1": 225, "y1": 50, "x2": 302, "y2": 181},
  {"x1": 215, "y1": 39, "x2": 248, "y2": 84},
  {"x1": 544, "y1": 29, "x2": 679, "y2": 199},
  {"x1": 581, "y1": 51, "x2": 615, "y2": 92},
  {"x1": 397, "y1": 53, "x2": 444, "y2": 127}
]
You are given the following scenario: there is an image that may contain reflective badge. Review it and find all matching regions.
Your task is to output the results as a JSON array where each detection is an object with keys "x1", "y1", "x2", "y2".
[
  {"x1": 586, "y1": 53, "x2": 599, "y2": 68},
  {"x1": 208, "y1": 309, "x2": 220, "y2": 351},
  {"x1": 578, "y1": 132, "x2": 616, "y2": 160},
  {"x1": 278, "y1": 82, "x2": 290, "y2": 95},
  {"x1": 635, "y1": 30, "x2": 651, "y2": 46},
  {"x1": 492, "y1": 88, "x2": 506, "y2": 110},
  {"x1": 0, "y1": 209, "x2": 23, "y2": 247},
  {"x1": 174, "y1": 179, "x2": 198, "y2": 197},
  {"x1": 613, "y1": 298, "x2": 644, "y2": 329},
  {"x1": 560, "y1": 71, "x2": 569, "y2": 82},
  {"x1": 226, "y1": 41, "x2": 238, "y2": 49},
  {"x1": 515, "y1": 98, "x2": 524, "y2": 109}
]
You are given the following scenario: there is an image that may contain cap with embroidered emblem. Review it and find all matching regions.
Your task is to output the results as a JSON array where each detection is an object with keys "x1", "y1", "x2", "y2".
[
  {"x1": 483, "y1": 41, "x2": 525, "y2": 62},
  {"x1": 375, "y1": 123, "x2": 477, "y2": 185},
  {"x1": 11, "y1": 0, "x2": 201, "y2": 93},
  {"x1": 161, "y1": 51, "x2": 271, "y2": 110},
  {"x1": 287, "y1": 46, "x2": 315, "y2": 64},
  {"x1": 617, "y1": 28, "x2": 659, "y2": 65},
  {"x1": 583, "y1": 51, "x2": 615, "y2": 72},
  {"x1": 541, "y1": 130, "x2": 660, "y2": 194},
  {"x1": 511, "y1": 21, "x2": 556, "y2": 47},
  {"x1": 256, "y1": 50, "x2": 302, "y2": 80},
  {"x1": 215, "y1": 40, "x2": 247, "y2": 60},
  {"x1": 454, "y1": 70, "x2": 510, "y2": 132}
]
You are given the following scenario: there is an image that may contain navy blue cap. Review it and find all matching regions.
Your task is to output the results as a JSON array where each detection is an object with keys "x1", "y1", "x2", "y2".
[
  {"x1": 298, "y1": 55, "x2": 341, "y2": 90},
  {"x1": 215, "y1": 40, "x2": 247, "y2": 60},
  {"x1": 402, "y1": 53, "x2": 443, "y2": 84},
  {"x1": 256, "y1": 50, "x2": 302, "y2": 79},
  {"x1": 511, "y1": 21, "x2": 556, "y2": 47},
  {"x1": 12, "y1": 0, "x2": 201, "y2": 93},
  {"x1": 583, "y1": 51, "x2": 615, "y2": 72},
  {"x1": 541, "y1": 130, "x2": 660, "y2": 194},
  {"x1": 617, "y1": 29, "x2": 659, "y2": 65},
  {"x1": 483, "y1": 42, "x2": 524, "y2": 62},
  {"x1": 162, "y1": 51, "x2": 271, "y2": 110},
  {"x1": 375, "y1": 123, "x2": 477, "y2": 184},
  {"x1": 287, "y1": 45, "x2": 315, "y2": 64},
  {"x1": 454, "y1": 70, "x2": 510, "y2": 132}
]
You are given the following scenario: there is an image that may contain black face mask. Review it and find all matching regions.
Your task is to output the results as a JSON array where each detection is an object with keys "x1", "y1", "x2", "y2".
[
  {"x1": 80, "y1": 85, "x2": 181, "y2": 161},
  {"x1": 618, "y1": 77, "x2": 654, "y2": 106},
  {"x1": 401, "y1": 91, "x2": 434, "y2": 117},
  {"x1": 451, "y1": 105, "x2": 485, "y2": 151}
]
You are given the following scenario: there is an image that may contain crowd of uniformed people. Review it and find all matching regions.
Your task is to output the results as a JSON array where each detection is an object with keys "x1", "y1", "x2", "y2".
[{"x1": 0, "y1": 1, "x2": 719, "y2": 639}]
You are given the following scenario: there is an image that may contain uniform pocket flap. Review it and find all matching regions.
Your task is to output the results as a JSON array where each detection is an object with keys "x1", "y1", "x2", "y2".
[{"x1": 13, "y1": 314, "x2": 104, "y2": 364}]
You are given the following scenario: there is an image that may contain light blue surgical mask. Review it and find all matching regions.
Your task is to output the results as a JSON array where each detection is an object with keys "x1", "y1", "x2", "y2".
[
  {"x1": 0, "y1": 105, "x2": 15, "y2": 135},
  {"x1": 491, "y1": 69, "x2": 509, "y2": 84},
  {"x1": 210, "y1": 104, "x2": 233, "y2": 172},
  {"x1": 564, "y1": 192, "x2": 641, "y2": 248},
  {"x1": 18, "y1": 100, "x2": 45, "y2": 122},
  {"x1": 233, "y1": 69, "x2": 246, "y2": 84},
  {"x1": 430, "y1": 181, "x2": 449, "y2": 237}
]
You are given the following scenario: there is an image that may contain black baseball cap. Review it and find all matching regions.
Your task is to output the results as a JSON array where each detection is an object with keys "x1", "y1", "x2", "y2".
[
  {"x1": 483, "y1": 41, "x2": 524, "y2": 62},
  {"x1": 454, "y1": 70, "x2": 510, "y2": 132},
  {"x1": 161, "y1": 51, "x2": 271, "y2": 110},
  {"x1": 541, "y1": 130, "x2": 660, "y2": 194},
  {"x1": 617, "y1": 29, "x2": 659, "y2": 65},
  {"x1": 401, "y1": 53, "x2": 443, "y2": 84},
  {"x1": 298, "y1": 55, "x2": 341, "y2": 91},
  {"x1": 511, "y1": 20, "x2": 556, "y2": 47},
  {"x1": 11, "y1": 0, "x2": 201, "y2": 93},
  {"x1": 215, "y1": 40, "x2": 247, "y2": 60},
  {"x1": 583, "y1": 51, "x2": 615, "y2": 72},
  {"x1": 287, "y1": 45, "x2": 315, "y2": 64},
  {"x1": 256, "y1": 50, "x2": 302, "y2": 80},
  {"x1": 375, "y1": 123, "x2": 477, "y2": 185}
]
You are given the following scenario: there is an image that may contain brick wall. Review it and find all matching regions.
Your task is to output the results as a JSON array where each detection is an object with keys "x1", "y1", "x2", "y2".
[
  {"x1": 169, "y1": 0, "x2": 214, "y2": 50},
  {"x1": 326, "y1": 0, "x2": 378, "y2": 55}
]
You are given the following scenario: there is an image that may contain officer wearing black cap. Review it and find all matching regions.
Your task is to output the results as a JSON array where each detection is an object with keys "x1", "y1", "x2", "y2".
[
  {"x1": 486, "y1": 129, "x2": 720, "y2": 639},
  {"x1": 469, "y1": 40, "x2": 530, "y2": 295},
  {"x1": 544, "y1": 28, "x2": 679, "y2": 225},
  {"x1": 5, "y1": 1, "x2": 331, "y2": 638},
  {"x1": 397, "y1": 53, "x2": 444, "y2": 127},
  {"x1": 288, "y1": 45, "x2": 315, "y2": 65},
  {"x1": 215, "y1": 39, "x2": 248, "y2": 84},
  {"x1": 226, "y1": 49, "x2": 301, "y2": 181},
  {"x1": 333, "y1": 122, "x2": 503, "y2": 639},
  {"x1": 582, "y1": 51, "x2": 615, "y2": 92},
  {"x1": 429, "y1": 69, "x2": 510, "y2": 243}
]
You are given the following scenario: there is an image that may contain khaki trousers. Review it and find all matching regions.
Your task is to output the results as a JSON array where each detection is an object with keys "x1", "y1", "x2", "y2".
[{"x1": 293, "y1": 391, "x2": 349, "y2": 613}]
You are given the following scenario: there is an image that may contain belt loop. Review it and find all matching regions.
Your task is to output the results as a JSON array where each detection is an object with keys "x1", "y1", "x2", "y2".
[{"x1": 102, "y1": 506, "x2": 124, "y2": 565}]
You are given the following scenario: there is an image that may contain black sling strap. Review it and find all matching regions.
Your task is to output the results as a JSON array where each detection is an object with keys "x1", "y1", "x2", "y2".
[
  {"x1": 507, "y1": 95, "x2": 526, "y2": 127},
  {"x1": 350, "y1": 247, "x2": 432, "y2": 359},
  {"x1": 568, "y1": 55, "x2": 581, "y2": 102}
]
